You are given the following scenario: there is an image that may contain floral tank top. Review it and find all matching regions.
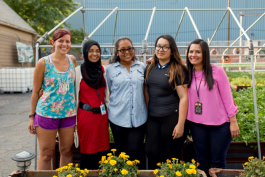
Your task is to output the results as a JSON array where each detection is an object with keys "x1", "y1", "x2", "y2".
[{"x1": 36, "y1": 55, "x2": 76, "y2": 118}]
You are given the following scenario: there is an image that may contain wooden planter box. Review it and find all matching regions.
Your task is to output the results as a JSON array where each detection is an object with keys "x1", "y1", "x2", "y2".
[
  {"x1": 52, "y1": 141, "x2": 265, "y2": 170},
  {"x1": 209, "y1": 168, "x2": 243, "y2": 177},
  {"x1": 9, "y1": 170, "x2": 207, "y2": 177}
]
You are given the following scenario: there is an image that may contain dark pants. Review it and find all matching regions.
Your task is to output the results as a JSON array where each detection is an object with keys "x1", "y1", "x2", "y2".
[
  {"x1": 109, "y1": 121, "x2": 146, "y2": 169},
  {"x1": 189, "y1": 121, "x2": 232, "y2": 177},
  {"x1": 80, "y1": 150, "x2": 109, "y2": 170},
  {"x1": 145, "y1": 111, "x2": 188, "y2": 169}
]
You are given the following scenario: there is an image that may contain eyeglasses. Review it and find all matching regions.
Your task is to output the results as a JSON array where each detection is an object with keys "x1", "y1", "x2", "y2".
[
  {"x1": 88, "y1": 50, "x2": 101, "y2": 54},
  {"x1": 117, "y1": 47, "x2": 134, "y2": 54},
  {"x1": 155, "y1": 46, "x2": 170, "y2": 52}
]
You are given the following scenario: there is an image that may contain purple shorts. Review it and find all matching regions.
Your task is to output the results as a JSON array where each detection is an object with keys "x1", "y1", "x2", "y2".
[{"x1": 33, "y1": 114, "x2": 76, "y2": 130}]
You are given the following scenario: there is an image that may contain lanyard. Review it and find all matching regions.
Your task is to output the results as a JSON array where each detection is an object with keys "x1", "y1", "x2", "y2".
[
  {"x1": 96, "y1": 90, "x2": 103, "y2": 104},
  {"x1": 193, "y1": 70, "x2": 203, "y2": 102}
]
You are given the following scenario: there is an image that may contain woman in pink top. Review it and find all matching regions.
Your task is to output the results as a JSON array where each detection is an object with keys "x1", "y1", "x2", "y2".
[{"x1": 186, "y1": 39, "x2": 240, "y2": 176}]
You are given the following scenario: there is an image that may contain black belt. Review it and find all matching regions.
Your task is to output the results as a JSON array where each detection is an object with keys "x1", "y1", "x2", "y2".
[{"x1": 79, "y1": 102, "x2": 101, "y2": 114}]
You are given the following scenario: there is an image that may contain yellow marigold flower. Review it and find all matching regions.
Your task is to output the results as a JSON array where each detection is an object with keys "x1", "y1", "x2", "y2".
[
  {"x1": 244, "y1": 162, "x2": 248, "y2": 166},
  {"x1": 160, "y1": 176, "x2": 164, "y2": 177},
  {"x1": 166, "y1": 159, "x2": 171, "y2": 163},
  {"x1": 84, "y1": 169, "x2": 89, "y2": 173},
  {"x1": 68, "y1": 163, "x2": 73, "y2": 166},
  {"x1": 180, "y1": 160, "x2": 183, "y2": 164},
  {"x1": 153, "y1": 169, "x2": 159, "y2": 174},
  {"x1": 56, "y1": 168, "x2": 60, "y2": 171},
  {"x1": 104, "y1": 160, "x2": 108, "y2": 164},
  {"x1": 172, "y1": 158, "x2": 177, "y2": 160},
  {"x1": 135, "y1": 159, "x2": 140, "y2": 163},
  {"x1": 191, "y1": 159, "x2": 196, "y2": 163},
  {"x1": 76, "y1": 168, "x2": 80, "y2": 171},
  {"x1": 168, "y1": 164, "x2": 172, "y2": 169},
  {"x1": 137, "y1": 170, "x2": 140, "y2": 174},
  {"x1": 107, "y1": 157, "x2": 112, "y2": 161},
  {"x1": 114, "y1": 168, "x2": 118, "y2": 172},
  {"x1": 121, "y1": 169, "x2": 128, "y2": 175},
  {"x1": 157, "y1": 162, "x2": 161, "y2": 166},
  {"x1": 75, "y1": 163, "x2": 78, "y2": 167},
  {"x1": 80, "y1": 170, "x2": 84, "y2": 174},
  {"x1": 66, "y1": 175, "x2": 72, "y2": 177},
  {"x1": 103, "y1": 169, "x2": 106, "y2": 173},
  {"x1": 248, "y1": 156, "x2": 254, "y2": 161},
  {"x1": 176, "y1": 171, "x2": 182, "y2": 176},
  {"x1": 107, "y1": 153, "x2": 112, "y2": 156},
  {"x1": 197, "y1": 162, "x2": 200, "y2": 166},
  {"x1": 111, "y1": 149, "x2": 117, "y2": 152},
  {"x1": 186, "y1": 169, "x2": 192, "y2": 174},
  {"x1": 263, "y1": 156, "x2": 265, "y2": 160},
  {"x1": 184, "y1": 163, "x2": 186, "y2": 167},
  {"x1": 126, "y1": 160, "x2": 133, "y2": 165},
  {"x1": 53, "y1": 176, "x2": 57, "y2": 177},
  {"x1": 110, "y1": 160, "x2": 117, "y2": 166},
  {"x1": 101, "y1": 156, "x2": 106, "y2": 161},
  {"x1": 191, "y1": 169, "x2": 197, "y2": 174},
  {"x1": 189, "y1": 164, "x2": 196, "y2": 169}
]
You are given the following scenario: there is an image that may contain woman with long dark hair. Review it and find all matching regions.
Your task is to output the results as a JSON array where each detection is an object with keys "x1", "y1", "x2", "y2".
[
  {"x1": 186, "y1": 39, "x2": 240, "y2": 176},
  {"x1": 106, "y1": 36, "x2": 147, "y2": 168},
  {"x1": 144, "y1": 34, "x2": 189, "y2": 169}
]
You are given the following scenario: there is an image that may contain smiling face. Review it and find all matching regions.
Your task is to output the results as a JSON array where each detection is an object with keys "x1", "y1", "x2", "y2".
[
  {"x1": 188, "y1": 44, "x2": 203, "y2": 70},
  {"x1": 53, "y1": 34, "x2": 71, "y2": 54},
  {"x1": 155, "y1": 38, "x2": 172, "y2": 63},
  {"x1": 88, "y1": 45, "x2": 101, "y2": 63},
  {"x1": 117, "y1": 39, "x2": 134, "y2": 64}
]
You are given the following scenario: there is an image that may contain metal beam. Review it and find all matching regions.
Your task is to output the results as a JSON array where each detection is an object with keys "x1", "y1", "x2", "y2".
[{"x1": 185, "y1": 7, "x2": 202, "y2": 39}]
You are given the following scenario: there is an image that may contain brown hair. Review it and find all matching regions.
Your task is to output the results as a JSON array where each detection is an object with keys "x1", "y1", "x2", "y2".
[
  {"x1": 145, "y1": 35, "x2": 187, "y2": 89},
  {"x1": 50, "y1": 29, "x2": 72, "y2": 53}
]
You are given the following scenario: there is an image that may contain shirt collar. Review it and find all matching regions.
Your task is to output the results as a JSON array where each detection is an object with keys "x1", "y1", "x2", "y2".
[
  {"x1": 158, "y1": 61, "x2": 170, "y2": 69},
  {"x1": 114, "y1": 60, "x2": 140, "y2": 67}
]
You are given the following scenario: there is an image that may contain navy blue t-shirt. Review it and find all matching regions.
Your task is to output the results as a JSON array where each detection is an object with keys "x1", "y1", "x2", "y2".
[{"x1": 145, "y1": 63, "x2": 188, "y2": 117}]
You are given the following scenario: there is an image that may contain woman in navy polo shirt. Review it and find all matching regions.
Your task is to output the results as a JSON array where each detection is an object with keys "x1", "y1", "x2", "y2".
[
  {"x1": 106, "y1": 36, "x2": 147, "y2": 168},
  {"x1": 144, "y1": 34, "x2": 189, "y2": 169}
]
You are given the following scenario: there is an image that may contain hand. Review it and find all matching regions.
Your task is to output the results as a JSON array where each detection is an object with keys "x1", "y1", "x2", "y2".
[
  {"x1": 230, "y1": 120, "x2": 240, "y2": 138},
  {"x1": 172, "y1": 123, "x2": 184, "y2": 139},
  {"x1": 146, "y1": 57, "x2": 154, "y2": 64},
  {"x1": 28, "y1": 118, "x2": 36, "y2": 135},
  {"x1": 39, "y1": 88, "x2": 44, "y2": 98}
]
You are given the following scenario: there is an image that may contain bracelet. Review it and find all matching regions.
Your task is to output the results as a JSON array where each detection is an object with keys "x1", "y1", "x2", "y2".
[{"x1": 29, "y1": 114, "x2": 35, "y2": 118}]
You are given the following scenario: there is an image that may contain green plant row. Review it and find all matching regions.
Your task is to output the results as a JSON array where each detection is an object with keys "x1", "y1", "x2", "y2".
[
  {"x1": 232, "y1": 86, "x2": 265, "y2": 144},
  {"x1": 226, "y1": 71, "x2": 265, "y2": 86}
]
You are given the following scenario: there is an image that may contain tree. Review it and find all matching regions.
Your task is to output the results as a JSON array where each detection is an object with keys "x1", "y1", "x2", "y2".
[{"x1": 4, "y1": 0, "x2": 80, "y2": 35}]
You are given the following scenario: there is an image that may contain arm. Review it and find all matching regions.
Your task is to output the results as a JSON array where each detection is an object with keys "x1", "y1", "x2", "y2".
[
  {"x1": 216, "y1": 66, "x2": 239, "y2": 138},
  {"x1": 103, "y1": 66, "x2": 110, "y2": 108},
  {"x1": 172, "y1": 84, "x2": 188, "y2": 139},
  {"x1": 144, "y1": 84, "x2": 149, "y2": 110},
  {"x1": 28, "y1": 58, "x2": 45, "y2": 134}
]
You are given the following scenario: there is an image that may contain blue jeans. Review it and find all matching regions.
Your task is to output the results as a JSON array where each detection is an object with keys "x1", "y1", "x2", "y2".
[{"x1": 189, "y1": 121, "x2": 232, "y2": 176}]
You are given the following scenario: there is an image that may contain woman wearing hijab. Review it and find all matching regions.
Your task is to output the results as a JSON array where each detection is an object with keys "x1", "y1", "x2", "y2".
[{"x1": 75, "y1": 40, "x2": 110, "y2": 169}]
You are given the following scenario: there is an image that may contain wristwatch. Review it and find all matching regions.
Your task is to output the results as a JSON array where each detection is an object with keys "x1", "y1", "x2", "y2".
[{"x1": 29, "y1": 114, "x2": 35, "y2": 118}]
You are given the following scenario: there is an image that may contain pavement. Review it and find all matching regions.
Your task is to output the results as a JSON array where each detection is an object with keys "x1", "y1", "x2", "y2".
[{"x1": 0, "y1": 92, "x2": 37, "y2": 177}]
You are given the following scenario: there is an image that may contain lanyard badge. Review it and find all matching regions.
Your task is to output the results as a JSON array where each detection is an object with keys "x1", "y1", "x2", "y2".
[
  {"x1": 97, "y1": 90, "x2": 106, "y2": 115},
  {"x1": 194, "y1": 71, "x2": 203, "y2": 115}
]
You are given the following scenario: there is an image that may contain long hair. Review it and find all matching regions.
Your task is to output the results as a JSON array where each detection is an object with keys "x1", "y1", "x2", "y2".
[
  {"x1": 145, "y1": 34, "x2": 187, "y2": 89},
  {"x1": 186, "y1": 39, "x2": 214, "y2": 90},
  {"x1": 110, "y1": 36, "x2": 138, "y2": 63}
]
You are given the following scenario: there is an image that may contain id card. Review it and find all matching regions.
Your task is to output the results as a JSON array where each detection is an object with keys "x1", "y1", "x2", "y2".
[
  {"x1": 100, "y1": 104, "x2": 106, "y2": 115},
  {"x1": 195, "y1": 102, "x2": 202, "y2": 115}
]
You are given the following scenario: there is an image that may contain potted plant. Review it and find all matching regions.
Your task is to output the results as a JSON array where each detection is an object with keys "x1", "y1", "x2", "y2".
[
  {"x1": 99, "y1": 149, "x2": 140, "y2": 177},
  {"x1": 153, "y1": 158, "x2": 207, "y2": 177},
  {"x1": 53, "y1": 163, "x2": 89, "y2": 177}
]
